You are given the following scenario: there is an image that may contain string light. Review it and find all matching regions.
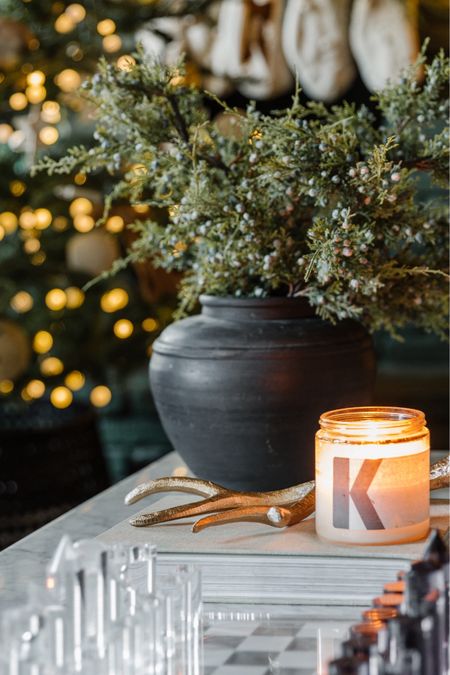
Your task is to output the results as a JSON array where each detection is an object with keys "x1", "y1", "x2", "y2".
[
  {"x1": 55, "y1": 69, "x2": 81, "y2": 92},
  {"x1": 19, "y1": 211, "x2": 36, "y2": 229},
  {"x1": 50, "y1": 386, "x2": 73, "y2": 409},
  {"x1": 41, "y1": 357, "x2": 64, "y2": 376},
  {"x1": 54, "y1": 13, "x2": 75, "y2": 33},
  {"x1": 142, "y1": 318, "x2": 159, "y2": 332},
  {"x1": 0, "y1": 380, "x2": 13, "y2": 394},
  {"x1": 34, "y1": 208, "x2": 52, "y2": 229},
  {"x1": 0, "y1": 124, "x2": 13, "y2": 143},
  {"x1": 26, "y1": 86, "x2": 47, "y2": 104},
  {"x1": 9, "y1": 93, "x2": 28, "y2": 111},
  {"x1": 100, "y1": 288, "x2": 129, "y2": 313},
  {"x1": 53, "y1": 216, "x2": 68, "y2": 231},
  {"x1": 10, "y1": 291, "x2": 33, "y2": 313},
  {"x1": 113, "y1": 319, "x2": 134, "y2": 339},
  {"x1": 26, "y1": 70, "x2": 45, "y2": 86},
  {"x1": 10, "y1": 181, "x2": 26, "y2": 197},
  {"x1": 66, "y1": 3, "x2": 86, "y2": 22},
  {"x1": 69, "y1": 197, "x2": 93, "y2": 216},
  {"x1": 41, "y1": 101, "x2": 61, "y2": 124},
  {"x1": 65, "y1": 287, "x2": 85, "y2": 308},
  {"x1": 26, "y1": 380, "x2": 45, "y2": 399},
  {"x1": 74, "y1": 172, "x2": 86, "y2": 185},
  {"x1": 97, "y1": 19, "x2": 116, "y2": 35},
  {"x1": 65, "y1": 370, "x2": 85, "y2": 390},
  {"x1": 0, "y1": 212, "x2": 18, "y2": 233},
  {"x1": 105, "y1": 215, "x2": 124, "y2": 233},
  {"x1": 103, "y1": 35, "x2": 122, "y2": 53},
  {"x1": 32, "y1": 252, "x2": 46, "y2": 265},
  {"x1": 90, "y1": 385, "x2": 112, "y2": 407},
  {"x1": 24, "y1": 238, "x2": 41, "y2": 254},
  {"x1": 73, "y1": 214, "x2": 95, "y2": 232},
  {"x1": 133, "y1": 204, "x2": 150, "y2": 214},
  {"x1": 117, "y1": 55, "x2": 136, "y2": 72},
  {"x1": 39, "y1": 127, "x2": 59, "y2": 145},
  {"x1": 33, "y1": 330, "x2": 53, "y2": 353},
  {"x1": 45, "y1": 288, "x2": 67, "y2": 311}
]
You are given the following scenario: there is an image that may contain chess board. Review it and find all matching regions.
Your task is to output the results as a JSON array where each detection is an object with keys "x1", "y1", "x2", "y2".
[{"x1": 202, "y1": 606, "x2": 357, "y2": 675}]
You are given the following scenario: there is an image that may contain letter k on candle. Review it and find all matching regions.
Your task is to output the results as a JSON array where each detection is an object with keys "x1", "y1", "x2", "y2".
[{"x1": 315, "y1": 407, "x2": 430, "y2": 545}]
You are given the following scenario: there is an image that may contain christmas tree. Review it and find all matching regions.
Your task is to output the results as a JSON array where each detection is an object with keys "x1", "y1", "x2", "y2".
[{"x1": 0, "y1": 1, "x2": 188, "y2": 419}]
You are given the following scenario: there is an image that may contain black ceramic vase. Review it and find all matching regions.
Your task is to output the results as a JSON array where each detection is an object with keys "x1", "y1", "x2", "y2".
[{"x1": 150, "y1": 295, "x2": 375, "y2": 491}]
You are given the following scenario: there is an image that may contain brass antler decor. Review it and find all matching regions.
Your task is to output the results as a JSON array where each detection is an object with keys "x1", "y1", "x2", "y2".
[{"x1": 125, "y1": 456, "x2": 449, "y2": 533}]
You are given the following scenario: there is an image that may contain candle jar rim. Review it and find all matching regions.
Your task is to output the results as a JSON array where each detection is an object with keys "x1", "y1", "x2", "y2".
[{"x1": 319, "y1": 406, "x2": 426, "y2": 436}]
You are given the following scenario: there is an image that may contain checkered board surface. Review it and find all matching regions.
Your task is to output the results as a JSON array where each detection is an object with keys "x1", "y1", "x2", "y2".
[{"x1": 202, "y1": 612, "x2": 355, "y2": 675}]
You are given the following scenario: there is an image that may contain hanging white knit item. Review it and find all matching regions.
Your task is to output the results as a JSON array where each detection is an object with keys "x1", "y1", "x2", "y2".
[
  {"x1": 209, "y1": 0, "x2": 293, "y2": 100},
  {"x1": 349, "y1": 0, "x2": 419, "y2": 91},
  {"x1": 282, "y1": 0, "x2": 356, "y2": 102}
]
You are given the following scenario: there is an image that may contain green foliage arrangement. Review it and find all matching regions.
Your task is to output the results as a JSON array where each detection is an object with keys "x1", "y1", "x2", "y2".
[{"x1": 38, "y1": 47, "x2": 450, "y2": 337}]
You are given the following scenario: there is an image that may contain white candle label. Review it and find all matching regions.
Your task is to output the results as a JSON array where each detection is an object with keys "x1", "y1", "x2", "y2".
[{"x1": 332, "y1": 451, "x2": 429, "y2": 531}]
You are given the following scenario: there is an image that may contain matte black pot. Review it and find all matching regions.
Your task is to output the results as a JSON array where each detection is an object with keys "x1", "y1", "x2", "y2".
[{"x1": 150, "y1": 295, "x2": 375, "y2": 490}]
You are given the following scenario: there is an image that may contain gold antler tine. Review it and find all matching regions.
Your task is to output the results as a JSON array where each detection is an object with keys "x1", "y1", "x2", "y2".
[
  {"x1": 129, "y1": 493, "x2": 245, "y2": 527},
  {"x1": 192, "y1": 488, "x2": 316, "y2": 532},
  {"x1": 192, "y1": 505, "x2": 294, "y2": 532},
  {"x1": 125, "y1": 476, "x2": 228, "y2": 506},
  {"x1": 430, "y1": 455, "x2": 450, "y2": 491}
]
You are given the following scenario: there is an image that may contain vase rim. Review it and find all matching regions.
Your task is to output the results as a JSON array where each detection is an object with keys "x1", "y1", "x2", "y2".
[{"x1": 199, "y1": 294, "x2": 311, "y2": 308}]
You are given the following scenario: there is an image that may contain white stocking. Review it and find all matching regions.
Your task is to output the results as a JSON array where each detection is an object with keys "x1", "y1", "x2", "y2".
[
  {"x1": 282, "y1": 0, "x2": 356, "y2": 102},
  {"x1": 349, "y1": 0, "x2": 419, "y2": 91}
]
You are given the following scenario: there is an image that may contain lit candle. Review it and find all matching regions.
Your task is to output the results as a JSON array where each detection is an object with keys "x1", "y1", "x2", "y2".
[{"x1": 315, "y1": 407, "x2": 430, "y2": 545}]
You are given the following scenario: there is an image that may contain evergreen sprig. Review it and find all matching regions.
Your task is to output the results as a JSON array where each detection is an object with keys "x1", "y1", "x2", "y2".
[{"x1": 36, "y1": 47, "x2": 450, "y2": 336}]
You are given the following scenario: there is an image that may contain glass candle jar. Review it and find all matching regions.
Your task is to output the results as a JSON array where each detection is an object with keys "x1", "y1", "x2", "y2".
[{"x1": 315, "y1": 407, "x2": 430, "y2": 545}]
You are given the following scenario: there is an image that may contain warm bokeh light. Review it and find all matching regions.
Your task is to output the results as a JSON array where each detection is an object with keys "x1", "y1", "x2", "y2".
[
  {"x1": 26, "y1": 85, "x2": 47, "y2": 104},
  {"x1": 54, "y1": 13, "x2": 75, "y2": 33},
  {"x1": 34, "y1": 208, "x2": 52, "y2": 229},
  {"x1": 73, "y1": 213, "x2": 95, "y2": 232},
  {"x1": 103, "y1": 34, "x2": 122, "y2": 53},
  {"x1": 50, "y1": 386, "x2": 73, "y2": 409},
  {"x1": 113, "y1": 318, "x2": 134, "y2": 339},
  {"x1": 74, "y1": 172, "x2": 86, "y2": 185},
  {"x1": 100, "y1": 288, "x2": 129, "y2": 313},
  {"x1": 39, "y1": 126, "x2": 59, "y2": 145},
  {"x1": 90, "y1": 385, "x2": 112, "y2": 407},
  {"x1": 10, "y1": 180, "x2": 26, "y2": 196},
  {"x1": 41, "y1": 357, "x2": 64, "y2": 376},
  {"x1": 105, "y1": 215, "x2": 124, "y2": 233},
  {"x1": 0, "y1": 380, "x2": 14, "y2": 394},
  {"x1": 65, "y1": 370, "x2": 85, "y2": 390},
  {"x1": 55, "y1": 69, "x2": 81, "y2": 92},
  {"x1": 10, "y1": 291, "x2": 33, "y2": 313},
  {"x1": 97, "y1": 19, "x2": 116, "y2": 35},
  {"x1": 33, "y1": 330, "x2": 53, "y2": 353},
  {"x1": 19, "y1": 211, "x2": 36, "y2": 230},
  {"x1": 41, "y1": 101, "x2": 61, "y2": 124},
  {"x1": 0, "y1": 212, "x2": 18, "y2": 233},
  {"x1": 9, "y1": 93, "x2": 28, "y2": 111},
  {"x1": 0, "y1": 124, "x2": 13, "y2": 143},
  {"x1": 69, "y1": 197, "x2": 93, "y2": 217},
  {"x1": 26, "y1": 379, "x2": 45, "y2": 399},
  {"x1": 65, "y1": 286, "x2": 85, "y2": 308},
  {"x1": 66, "y1": 3, "x2": 86, "y2": 22},
  {"x1": 27, "y1": 70, "x2": 45, "y2": 86},
  {"x1": 133, "y1": 204, "x2": 150, "y2": 214},
  {"x1": 53, "y1": 216, "x2": 68, "y2": 231},
  {"x1": 45, "y1": 288, "x2": 67, "y2": 311},
  {"x1": 24, "y1": 238, "x2": 41, "y2": 254},
  {"x1": 31, "y1": 252, "x2": 46, "y2": 265},
  {"x1": 117, "y1": 55, "x2": 136, "y2": 71},
  {"x1": 142, "y1": 318, "x2": 159, "y2": 332},
  {"x1": 0, "y1": 226, "x2": 4, "y2": 241}
]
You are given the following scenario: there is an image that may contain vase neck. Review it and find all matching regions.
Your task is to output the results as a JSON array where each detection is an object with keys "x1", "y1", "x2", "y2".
[{"x1": 199, "y1": 295, "x2": 316, "y2": 321}]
